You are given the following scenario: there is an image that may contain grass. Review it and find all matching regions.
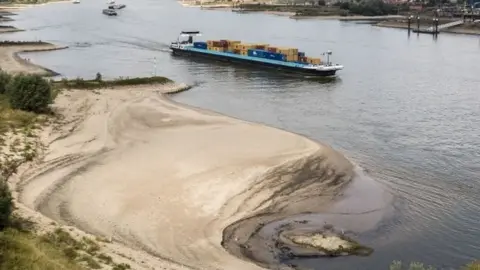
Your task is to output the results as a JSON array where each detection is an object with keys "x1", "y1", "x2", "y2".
[
  {"x1": 0, "y1": 228, "x2": 85, "y2": 270},
  {"x1": 0, "y1": 94, "x2": 38, "y2": 136},
  {"x1": 53, "y1": 76, "x2": 173, "y2": 90}
]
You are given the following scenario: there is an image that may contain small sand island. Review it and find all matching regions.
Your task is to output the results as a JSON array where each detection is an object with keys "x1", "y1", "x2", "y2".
[{"x1": 278, "y1": 227, "x2": 373, "y2": 258}]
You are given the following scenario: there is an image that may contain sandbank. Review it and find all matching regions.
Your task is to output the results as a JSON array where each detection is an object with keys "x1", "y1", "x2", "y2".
[
  {"x1": 0, "y1": 43, "x2": 66, "y2": 75},
  {"x1": 8, "y1": 77, "x2": 361, "y2": 270}
]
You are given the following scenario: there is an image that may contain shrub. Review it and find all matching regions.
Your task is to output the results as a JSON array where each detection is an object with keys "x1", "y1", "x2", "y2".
[
  {"x1": 0, "y1": 71, "x2": 11, "y2": 95},
  {"x1": 0, "y1": 180, "x2": 13, "y2": 229},
  {"x1": 6, "y1": 74, "x2": 52, "y2": 113}
]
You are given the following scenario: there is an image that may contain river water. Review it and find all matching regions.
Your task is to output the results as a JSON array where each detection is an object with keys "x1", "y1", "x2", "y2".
[{"x1": 3, "y1": 0, "x2": 480, "y2": 269}]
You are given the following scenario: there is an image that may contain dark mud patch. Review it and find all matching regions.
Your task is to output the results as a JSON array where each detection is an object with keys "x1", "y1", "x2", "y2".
[{"x1": 222, "y1": 167, "x2": 394, "y2": 270}]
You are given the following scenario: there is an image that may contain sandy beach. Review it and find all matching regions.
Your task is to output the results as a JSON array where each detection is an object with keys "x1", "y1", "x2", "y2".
[{"x1": 0, "y1": 43, "x2": 66, "y2": 75}]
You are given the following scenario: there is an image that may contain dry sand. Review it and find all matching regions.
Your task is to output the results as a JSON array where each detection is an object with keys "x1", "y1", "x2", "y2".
[
  {"x1": 0, "y1": 43, "x2": 66, "y2": 75},
  {"x1": 8, "y1": 81, "x2": 357, "y2": 270}
]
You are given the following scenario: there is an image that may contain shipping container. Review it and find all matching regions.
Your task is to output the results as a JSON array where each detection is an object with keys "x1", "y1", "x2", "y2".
[
  {"x1": 212, "y1": 47, "x2": 225, "y2": 52},
  {"x1": 298, "y1": 52, "x2": 305, "y2": 57},
  {"x1": 238, "y1": 43, "x2": 256, "y2": 51},
  {"x1": 286, "y1": 54, "x2": 299, "y2": 62},
  {"x1": 277, "y1": 47, "x2": 298, "y2": 56},
  {"x1": 310, "y1": 58, "x2": 321, "y2": 65},
  {"x1": 247, "y1": 49, "x2": 267, "y2": 58},
  {"x1": 193, "y1": 42, "x2": 208, "y2": 49},
  {"x1": 304, "y1": 57, "x2": 321, "y2": 65},
  {"x1": 254, "y1": 43, "x2": 269, "y2": 50},
  {"x1": 263, "y1": 51, "x2": 286, "y2": 61},
  {"x1": 267, "y1": 47, "x2": 277, "y2": 53}
]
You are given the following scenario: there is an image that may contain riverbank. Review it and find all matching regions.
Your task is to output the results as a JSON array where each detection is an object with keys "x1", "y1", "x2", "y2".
[
  {"x1": 292, "y1": 14, "x2": 404, "y2": 20},
  {"x1": 0, "y1": 0, "x2": 68, "y2": 11},
  {"x1": 0, "y1": 42, "x2": 67, "y2": 76},
  {"x1": 375, "y1": 19, "x2": 480, "y2": 35}
]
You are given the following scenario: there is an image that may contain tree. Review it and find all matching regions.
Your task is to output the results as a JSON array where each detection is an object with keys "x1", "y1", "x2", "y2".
[
  {"x1": 6, "y1": 74, "x2": 52, "y2": 113},
  {"x1": 95, "y1": 72, "x2": 102, "y2": 82},
  {"x1": 0, "y1": 71, "x2": 11, "y2": 95},
  {"x1": 0, "y1": 180, "x2": 13, "y2": 229},
  {"x1": 339, "y1": 1, "x2": 350, "y2": 9}
]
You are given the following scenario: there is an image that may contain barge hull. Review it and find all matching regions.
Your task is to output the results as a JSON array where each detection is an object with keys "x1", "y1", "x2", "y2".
[{"x1": 171, "y1": 48, "x2": 337, "y2": 77}]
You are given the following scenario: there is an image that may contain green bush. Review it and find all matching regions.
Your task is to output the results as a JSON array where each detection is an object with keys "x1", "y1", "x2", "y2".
[
  {"x1": 6, "y1": 74, "x2": 52, "y2": 113},
  {"x1": 0, "y1": 180, "x2": 13, "y2": 229},
  {"x1": 0, "y1": 71, "x2": 11, "y2": 95}
]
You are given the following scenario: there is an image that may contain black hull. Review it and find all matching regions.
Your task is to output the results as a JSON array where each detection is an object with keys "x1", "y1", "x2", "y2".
[{"x1": 170, "y1": 48, "x2": 337, "y2": 77}]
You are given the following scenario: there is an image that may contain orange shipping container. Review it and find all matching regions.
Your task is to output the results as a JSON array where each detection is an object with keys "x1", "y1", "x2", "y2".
[{"x1": 287, "y1": 54, "x2": 299, "y2": 62}]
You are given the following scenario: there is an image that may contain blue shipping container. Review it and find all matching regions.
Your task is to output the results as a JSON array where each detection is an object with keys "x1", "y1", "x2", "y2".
[
  {"x1": 248, "y1": 49, "x2": 286, "y2": 61},
  {"x1": 193, "y1": 42, "x2": 208, "y2": 49},
  {"x1": 265, "y1": 52, "x2": 286, "y2": 61},
  {"x1": 248, "y1": 49, "x2": 266, "y2": 58}
]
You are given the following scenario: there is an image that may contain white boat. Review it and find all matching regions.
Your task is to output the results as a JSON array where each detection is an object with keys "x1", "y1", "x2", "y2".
[{"x1": 73, "y1": 0, "x2": 80, "y2": 4}]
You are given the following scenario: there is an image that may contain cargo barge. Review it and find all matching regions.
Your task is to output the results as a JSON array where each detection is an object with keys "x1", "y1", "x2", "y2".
[{"x1": 169, "y1": 31, "x2": 343, "y2": 77}]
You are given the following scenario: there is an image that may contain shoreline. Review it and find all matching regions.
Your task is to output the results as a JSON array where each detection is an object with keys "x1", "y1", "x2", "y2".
[
  {"x1": 0, "y1": 0, "x2": 69, "y2": 11},
  {"x1": 374, "y1": 20, "x2": 480, "y2": 36},
  {"x1": 178, "y1": 1, "x2": 480, "y2": 37},
  {"x1": 0, "y1": 26, "x2": 23, "y2": 33},
  {"x1": 0, "y1": 42, "x2": 67, "y2": 76}
]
